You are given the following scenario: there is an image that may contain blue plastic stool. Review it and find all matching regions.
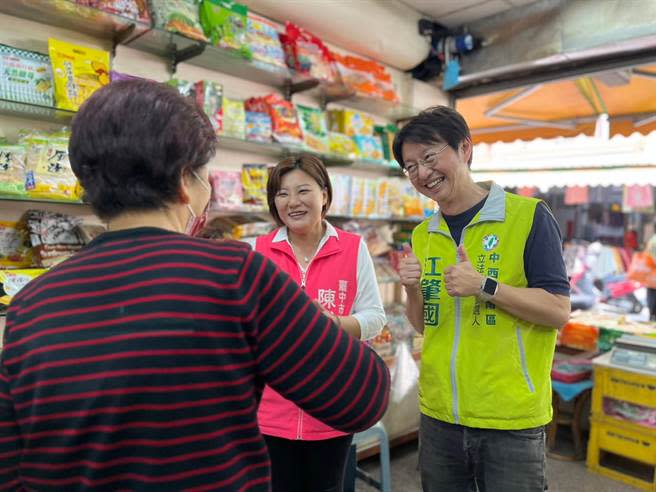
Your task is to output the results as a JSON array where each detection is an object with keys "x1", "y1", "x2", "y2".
[{"x1": 347, "y1": 422, "x2": 392, "y2": 492}]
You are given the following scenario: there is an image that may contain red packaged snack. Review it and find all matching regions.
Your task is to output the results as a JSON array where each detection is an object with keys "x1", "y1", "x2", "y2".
[
  {"x1": 279, "y1": 21, "x2": 336, "y2": 82},
  {"x1": 263, "y1": 94, "x2": 303, "y2": 145}
]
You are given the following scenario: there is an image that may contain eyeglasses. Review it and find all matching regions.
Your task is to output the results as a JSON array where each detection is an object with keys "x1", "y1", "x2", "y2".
[
  {"x1": 403, "y1": 143, "x2": 450, "y2": 178},
  {"x1": 191, "y1": 169, "x2": 211, "y2": 192}
]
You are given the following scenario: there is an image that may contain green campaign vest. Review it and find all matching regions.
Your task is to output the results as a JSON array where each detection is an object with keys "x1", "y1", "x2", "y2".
[{"x1": 412, "y1": 183, "x2": 557, "y2": 429}]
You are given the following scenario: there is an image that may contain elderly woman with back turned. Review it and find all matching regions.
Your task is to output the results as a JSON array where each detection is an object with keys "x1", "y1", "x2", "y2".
[{"x1": 0, "y1": 80, "x2": 390, "y2": 491}]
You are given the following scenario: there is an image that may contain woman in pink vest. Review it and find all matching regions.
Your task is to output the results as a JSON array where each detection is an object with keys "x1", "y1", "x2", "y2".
[{"x1": 248, "y1": 155, "x2": 386, "y2": 492}]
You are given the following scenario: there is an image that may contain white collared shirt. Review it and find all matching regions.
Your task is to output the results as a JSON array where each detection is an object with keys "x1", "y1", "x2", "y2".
[{"x1": 245, "y1": 222, "x2": 386, "y2": 341}]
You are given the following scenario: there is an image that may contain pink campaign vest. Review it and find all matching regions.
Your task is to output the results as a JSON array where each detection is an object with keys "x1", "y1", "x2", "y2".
[{"x1": 255, "y1": 226, "x2": 361, "y2": 440}]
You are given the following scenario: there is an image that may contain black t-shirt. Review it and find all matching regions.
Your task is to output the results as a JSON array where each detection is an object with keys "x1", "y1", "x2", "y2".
[{"x1": 442, "y1": 197, "x2": 570, "y2": 296}]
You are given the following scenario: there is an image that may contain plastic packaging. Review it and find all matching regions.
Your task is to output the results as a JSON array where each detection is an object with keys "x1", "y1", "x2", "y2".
[
  {"x1": 221, "y1": 97, "x2": 246, "y2": 139},
  {"x1": 354, "y1": 135, "x2": 384, "y2": 161},
  {"x1": 49, "y1": 38, "x2": 110, "y2": 111},
  {"x1": 263, "y1": 94, "x2": 302, "y2": 145},
  {"x1": 23, "y1": 133, "x2": 80, "y2": 201},
  {"x1": 245, "y1": 111, "x2": 272, "y2": 142},
  {"x1": 297, "y1": 104, "x2": 328, "y2": 153},
  {"x1": 194, "y1": 80, "x2": 223, "y2": 133},
  {"x1": 23, "y1": 210, "x2": 85, "y2": 267},
  {"x1": 246, "y1": 13, "x2": 286, "y2": 69},
  {"x1": 210, "y1": 169, "x2": 243, "y2": 210},
  {"x1": 329, "y1": 173, "x2": 352, "y2": 217},
  {"x1": 332, "y1": 52, "x2": 399, "y2": 102},
  {"x1": 328, "y1": 132, "x2": 358, "y2": 159},
  {"x1": 241, "y1": 163, "x2": 267, "y2": 208},
  {"x1": 150, "y1": 0, "x2": 208, "y2": 42},
  {"x1": 78, "y1": 0, "x2": 151, "y2": 23},
  {"x1": 0, "y1": 44, "x2": 54, "y2": 106},
  {"x1": 0, "y1": 221, "x2": 32, "y2": 268},
  {"x1": 199, "y1": 0, "x2": 251, "y2": 57},
  {"x1": 328, "y1": 109, "x2": 375, "y2": 137},
  {"x1": 0, "y1": 145, "x2": 27, "y2": 196},
  {"x1": 0, "y1": 269, "x2": 48, "y2": 305},
  {"x1": 280, "y1": 21, "x2": 336, "y2": 82}
]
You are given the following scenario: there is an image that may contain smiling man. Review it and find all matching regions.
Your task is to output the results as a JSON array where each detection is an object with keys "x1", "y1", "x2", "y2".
[{"x1": 394, "y1": 106, "x2": 571, "y2": 492}]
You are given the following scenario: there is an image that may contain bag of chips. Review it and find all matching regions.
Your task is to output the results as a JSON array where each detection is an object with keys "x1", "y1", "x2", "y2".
[
  {"x1": 0, "y1": 145, "x2": 27, "y2": 196},
  {"x1": 246, "y1": 13, "x2": 286, "y2": 69},
  {"x1": 329, "y1": 109, "x2": 375, "y2": 137},
  {"x1": 150, "y1": 0, "x2": 208, "y2": 42},
  {"x1": 328, "y1": 132, "x2": 358, "y2": 159},
  {"x1": 0, "y1": 221, "x2": 32, "y2": 268},
  {"x1": 0, "y1": 269, "x2": 48, "y2": 305},
  {"x1": 83, "y1": 0, "x2": 151, "y2": 23},
  {"x1": 242, "y1": 163, "x2": 267, "y2": 208},
  {"x1": 221, "y1": 97, "x2": 246, "y2": 139},
  {"x1": 195, "y1": 80, "x2": 223, "y2": 133},
  {"x1": 263, "y1": 94, "x2": 303, "y2": 145},
  {"x1": 23, "y1": 210, "x2": 85, "y2": 267},
  {"x1": 49, "y1": 38, "x2": 110, "y2": 111},
  {"x1": 210, "y1": 169, "x2": 243, "y2": 210},
  {"x1": 297, "y1": 105, "x2": 328, "y2": 153},
  {"x1": 23, "y1": 133, "x2": 80, "y2": 201},
  {"x1": 245, "y1": 111, "x2": 272, "y2": 142},
  {"x1": 280, "y1": 22, "x2": 336, "y2": 82},
  {"x1": 199, "y1": 0, "x2": 251, "y2": 57},
  {"x1": 0, "y1": 44, "x2": 54, "y2": 107}
]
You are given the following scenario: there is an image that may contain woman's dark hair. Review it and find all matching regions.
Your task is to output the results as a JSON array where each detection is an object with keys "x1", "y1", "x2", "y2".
[
  {"x1": 267, "y1": 154, "x2": 333, "y2": 226},
  {"x1": 69, "y1": 79, "x2": 216, "y2": 220},
  {"x1": 393, "y1": 105, "x2": 473, "y2": 169}
]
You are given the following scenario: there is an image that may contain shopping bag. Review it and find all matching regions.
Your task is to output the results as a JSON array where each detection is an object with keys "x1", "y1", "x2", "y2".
[{"x1": 626, "y1": 251, "x2": 656, "y2": 288}]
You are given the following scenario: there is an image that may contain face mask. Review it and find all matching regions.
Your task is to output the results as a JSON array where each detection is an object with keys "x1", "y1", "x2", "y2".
[{"x1": 185, "y1": 170, "x2": 211, "y2": 237}]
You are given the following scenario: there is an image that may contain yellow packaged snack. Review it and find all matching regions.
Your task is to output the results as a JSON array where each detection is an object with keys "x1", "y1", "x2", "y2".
[
  {"x1": 0, "y1": 221, "x2": 32, "y2": 268},
  {"x1": 349, "y1": 177, "x2": 366, "y2": 217},
  {"x1": 0, "y1": 145, "x2": 27, "y2": 196},
  {"x1": 25, "y1": 135, "x2": 80, "y2": 201},
  {"x1": 0, "y1": 269, "x2": 47, "y2": 305},
  {"x1": 241, "y1": 163, "x2": 267, "y2": 208},
  {"x1": 49, "y1": 38, "x2": 110, "y2": 111}
]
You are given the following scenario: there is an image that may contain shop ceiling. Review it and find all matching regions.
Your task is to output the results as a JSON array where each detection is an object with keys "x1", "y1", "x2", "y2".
[{"x1": 442, "y1": 0, "x2": 656, "y2": 142}]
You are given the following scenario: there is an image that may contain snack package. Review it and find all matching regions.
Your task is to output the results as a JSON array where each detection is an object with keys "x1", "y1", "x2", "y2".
[
  {"x1": 329, "y1": 109, "x2": 375, "y2": 137},
  {"x1": 199, "y1": 0, "x2": 250, "y2": 56},
  {"x1": 402, "y1": 181, "x2": 422, "y2": 218},
  {"x1": 0, "y1": 221, "x2": 33, "y2": 268},
  {"x1": 23, "y1": 134, "x2": 80, "y2": 201},
  {"x1": 0, "y1": 269, "x2": 48, "y2": 305},
  {"x1": 241, "y1": 163, "x2": 267, "y2": 207},
  {"x1": 167, "y1": 78, "x2": 196, "y2": 99},
  {"x1": 49, "y1": 38, "x2": 110, "y2": 111},
  {"x1": 388, "y1": 178, "x2": 404, "y2": 218},
  {"x1": 377, "y1": 179, "x2": 390, "y2": 218},
  {"x1": 422, "y1": 195, "x2": 437, "y2": 218},
  {"x1": 150, "y1": 0, "x2": 208, "y2": 42},
  {"x1": 221, "y1": 97, "x2": 246, "y2": 139},
  {"x1": 81, "y1": 0, "x2": 151, "y2": 23},
  {"x1": 297, "y1": 105, "x2": 328, "y2": 153},
  {"x1": 349, "y1": 177, "x2": 366, "y2": 217},
  {"x1": 280, "y1": 22, "x2": 335, "y2": 82},
  {"x1": 263, "y1": 94, "x2": 303, "y2": 145},
  {"x1": 195, "y1": 80, "x2": 223, "y2": 133},
  {"x1": 327, "y1": 132, "x2": 358, "y2": 159},
  {"x1": 231, "y1": 221, "x2": 274, "y2": 240},
  {"x1": 0, "y1": 44, "x2": 54, "y2": 106},
  {"x1": 245, "y1": 111, "x2": 272, "y2": 142},
  {"x1": 329, "y1": 173, "x2": 352, "y2": 217},
  {"x1": 375, "y1": 124, "x2": 398, "y2": 161},
  {"x1": 23, "y1": 210, "x2": 85, "y2": 267},
  {"x1": 210, "y1": 169, "x2": 243, "y2": 210},
  {"x1": 246, "y1": 13, "x2": 286, "y2": 69},
  {"x1": 332, "y1": 52, "x2": 399, "y2": 102},
  {"x1": 0, "y1": 145, "x2": 27, "y2": 196},
  {"x1": 364, "y1": 178, "x2": 378, "y2": 217},
  {"x1": 354, "y1": 135, "x2": 384, "y2": 161}
]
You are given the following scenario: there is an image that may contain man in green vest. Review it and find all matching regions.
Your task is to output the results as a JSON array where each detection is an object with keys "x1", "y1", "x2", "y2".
[{"x1": 394, "y1": 106, "x2": 571, "y2": 491}]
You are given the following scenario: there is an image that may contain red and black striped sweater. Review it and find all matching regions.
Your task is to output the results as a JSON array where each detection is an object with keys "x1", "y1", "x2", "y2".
[{"x1": 0, "y1": 227, "x2": 390, "y2": 491}]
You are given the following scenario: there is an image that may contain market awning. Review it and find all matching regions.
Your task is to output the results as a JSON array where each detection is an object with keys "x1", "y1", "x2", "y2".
[
  {"x1": 470, "y1": 130, "x2": 656, "y2": 190},
  {"x1": 472, "y1": 166, "x2": 656, "y2": 191}
]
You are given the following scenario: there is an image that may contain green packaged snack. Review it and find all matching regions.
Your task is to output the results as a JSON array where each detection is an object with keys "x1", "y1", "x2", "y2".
[
  {"x1": 199, "y1": 0, "x2": 251, "y2": 58},
  {"x1": 150, "y1": 0, "x2": 208, "y2": 42},
  {"x1": 297, "y1": 105, "x2": 328, "y2": 153},
  {"x1": 194, "y1": 80, "x2": 223, "y2": 133},
  {"x1": 221, "y1": 97, "x2": 246, "y2": 139},
  {"x1": 0, "y1": 145, "x2": 27, "y2": 196}
]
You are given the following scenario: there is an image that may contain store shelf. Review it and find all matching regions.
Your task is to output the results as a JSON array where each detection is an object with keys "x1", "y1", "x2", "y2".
[
  {"x1": 0, "y1": 98, "x2": 76, "y2": 124},
  {"x1": 0, "y1": 0, "x2": 148, "y2": 42},
  {"x1": 0, "y1": 194, "x2": 86, "y2": 206}
]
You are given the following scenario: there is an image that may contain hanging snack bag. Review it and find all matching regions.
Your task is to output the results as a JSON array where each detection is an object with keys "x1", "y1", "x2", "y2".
[
  {"x1": 0, "y1": 269, "x2": 48, "y2": 306},
  {"x1": 241, "y1": 163, "x2": 267, "y2": 208},
  {"x1": 263, "y1": 94, "x2": 303, "y2": 145},
  {"x1": 220, "y1": 97, "x2": 246, "y2": 139},
  {"x1": 200, "y1": 0, "x2": 250, "y2": 57},
  {"x1": 24, "y1": 210, "x2": 85, "y2": 268},
  {"x1": 0, "y1": 145, "x2": 27, "y2": 196},
  {"x1": 150, "y1": 0, "x2": 208, "y2": 42},
  {"x1": 246, "y1": 13, "x2": 286, "y2": 69},
  {"x1": 49, "y1": 38, "x2": 110, "y2": 111},
  {"x1": 0, "y1": 44, "x2": 54, "y2": 106},
  {"x1": 0, "y1": 221, "x2": 32, "y2": 268},
  {"x1": 195, "y1": 80, "x2": 223, "y2": 133},
  {"x1": 24, "y1": 135, "x2": 80, "y2": 201},
  {"x1": 297, "y1": 104, "x2": 328, "y2": 153},
  {"x1": 210, "y1": 169, "x2": 243, "y2": 210}
]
